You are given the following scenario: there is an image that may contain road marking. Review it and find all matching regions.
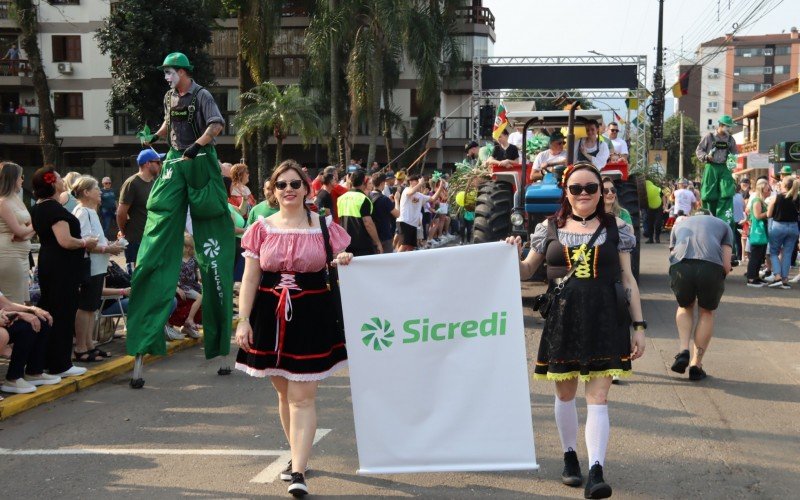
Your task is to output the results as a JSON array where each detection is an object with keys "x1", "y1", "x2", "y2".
[
  {"x1": 0, "y1": 427, "x2": 332, "y2": 484},
  {"x1": 249, "y1": 428, "x2": 331, "y2": 484}
]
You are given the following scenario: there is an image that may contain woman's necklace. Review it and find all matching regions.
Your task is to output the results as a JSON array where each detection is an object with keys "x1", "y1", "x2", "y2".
[{"x1": 570, "y1": 211, "x2": 597, "y2": 227}]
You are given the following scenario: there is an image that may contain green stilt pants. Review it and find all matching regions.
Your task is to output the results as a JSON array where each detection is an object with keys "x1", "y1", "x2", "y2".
[
  {"x1": 700, "y1": 162, "x2": 735, "y2": 224},
  {"x1": 126, "y1": 146, "x2": 234, "y2": 359}
]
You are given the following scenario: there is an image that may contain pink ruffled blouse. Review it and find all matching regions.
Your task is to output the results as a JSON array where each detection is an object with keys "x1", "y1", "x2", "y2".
[{"x1": 241, "y1": 217, "x2": 351, "y2": 273}]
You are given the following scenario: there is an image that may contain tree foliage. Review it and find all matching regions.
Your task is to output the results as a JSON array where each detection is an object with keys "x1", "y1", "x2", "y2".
[
  {"x1": 663, "y1": 113, "x2": 700, "y2": 179},
  {"x1": 95, "y1": 0, "x2": 217, "y2": 130}
]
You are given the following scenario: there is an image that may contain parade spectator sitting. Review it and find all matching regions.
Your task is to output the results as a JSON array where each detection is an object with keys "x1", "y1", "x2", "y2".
[
  {"x1": 0, "y1": 162, "x2": 35, "y2": 304},
  {"x1": 229, "y1": 163, "x2": 256, "y2": 217},
  {"x1": 72, "y1": 175, "x2": 124, "y2": 362},
  {"x1": 487, "y1": 128, "x2": 520, "y2": 168},
  {"x1": 30, "y1": 167, "x2": 98, "y2": 378},
  {"x1": 177, "y1": 233, "x2": 202, "y2": 338},
  {"x1": 99, "y1": 176, "x2": 117, "y2": 237},
  {"x1": 0, "y1": 292, "x2": 58, "y2": 395},
  {"x1": 247, "y1": 179, "x2": 279, "y2": 226},
  {"x1": 605, "y1": 122, "x2": 628, "y2": 162},
  {"x1": 531, "y1": 132, "x2": 568, "y2": 183},
  {"x1": 668, "y1": 211, "x2": 733, "y2": 381}
]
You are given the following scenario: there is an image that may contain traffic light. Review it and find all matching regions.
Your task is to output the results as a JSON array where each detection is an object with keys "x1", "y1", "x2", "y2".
[{"x1": 479, "y1": 104, "x2": 495, "y2": 138}]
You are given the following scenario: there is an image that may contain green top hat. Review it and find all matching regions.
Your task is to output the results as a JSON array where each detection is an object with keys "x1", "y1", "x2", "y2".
[
  {"x1": 718, "y1": 115, "x2": 735, "y2": 127},
  {"x1": 780, "y1": 165, "x2": 794, "y2": 175},
  {"x1": 158, "y1": 52, "x2": 193, "y2": 71}
]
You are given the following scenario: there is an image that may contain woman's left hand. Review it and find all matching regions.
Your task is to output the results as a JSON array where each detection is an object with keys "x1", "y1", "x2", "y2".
[
  {"x1": 30, "y1": 306, "x2": 53, "y2": 325},
  {"x1": 332, "y1": 252, "x2": 353, "y2": 267},
  {"x1": 630, "y1": 329, "x2": 646, "y2": 360}
]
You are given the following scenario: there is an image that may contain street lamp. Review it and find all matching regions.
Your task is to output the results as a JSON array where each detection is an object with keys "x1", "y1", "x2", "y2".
[{"x1": 588, "y1": 50, "x2": 625, "y2": 65}]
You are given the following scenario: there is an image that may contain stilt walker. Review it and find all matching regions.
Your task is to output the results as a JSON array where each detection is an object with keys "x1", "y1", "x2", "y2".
[
  {"x1": 127, "y1": 52, "x2": 234, "y2": 388},
  {"x1": 696, "y1": 115, "x2": 738, "y2": 225}
]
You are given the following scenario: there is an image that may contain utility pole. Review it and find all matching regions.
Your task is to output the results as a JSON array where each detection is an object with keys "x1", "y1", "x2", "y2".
[
  {"x1": 650, "y1": 0, "x2": 666, "y2": 150},
  {"x1": 679, "y1": 110, "x2": 685, "y2": 178}
]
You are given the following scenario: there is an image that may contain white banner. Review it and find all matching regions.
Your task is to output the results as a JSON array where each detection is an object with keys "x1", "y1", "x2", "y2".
[{"x1": 338, "y1": 242, "x2": 538, "y2": 474}]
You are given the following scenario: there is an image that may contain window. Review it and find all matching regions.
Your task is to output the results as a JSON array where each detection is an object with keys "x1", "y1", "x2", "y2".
[
  {"x1": 775, "y1": 65, "x2": 791, "y2": 74},
  {"x1": 48, "y1": 0, "x2": 80, "y2": 5},
  {"x1": 734, "y1": 83, "x2": 755, "y2": 92},
  {"x1": 52, "y1": 35, "x2": 81, "y2": 62},
  {"x1": 734, "y1": 66, "x2": 772, "y2": 75},
  {"x1": 732, "y1": 101, "x2": 742, "y2": 109},
  {"x1": 775, "y1": 45, "x2": 791, "y2": 55},
  {"x1": 735, "y1": 47, "x2": 764, "y2": 57},
  {"x1": 410, "y1": 89, "x2": 420, "y2": 117},
  {"x1": 707, "y1": 101, "x2": 718, "y2": 109},
  {"x1": 763, "y1": 48, "x2": 773, "y2": 56},
  {"x1": 54, "y1": 92, "x2": 83, "y2": 119}
]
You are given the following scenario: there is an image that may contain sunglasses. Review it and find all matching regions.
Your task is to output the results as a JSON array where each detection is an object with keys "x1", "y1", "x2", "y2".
[
  {"x1": 554, "y1": 141, "x2": 565, "y2": 145},
  {"x1": 275, "y1": 179, "x2": 303, "y2": 190},
  {"x1": 567, "y1": 183, "x2": 600, "y2": 195},
  {"x1": 603, "y1": 187, "x2": 617, "y2": 195},
  {"x1": 609, "y1": 129, "x2": 620, "y2": 133}
]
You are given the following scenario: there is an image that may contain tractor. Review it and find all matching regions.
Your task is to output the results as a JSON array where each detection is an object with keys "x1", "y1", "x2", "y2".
[{"x1": 471, "y1": 106, "x2": 643, "y2": 279}]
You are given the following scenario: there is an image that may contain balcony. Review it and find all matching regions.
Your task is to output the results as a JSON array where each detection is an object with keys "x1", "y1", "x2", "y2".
[
  {"x1": 0, "y1": 113, "x2": 39, "y2": 135},
  {"x1": 0, "y1": 0, "x2": 11, "y2": 19},
  {"x1": 740, "y1": 140, "x2": 758, "y2": 154},
  {"x1": 454, "y1": 6, "x2": 495, "y2": 30},
  {"x1": 211, "y1": 56, "x2": 307, "y2": 81},
  {"x1": 113, "y1": 111, "x2": 238, "y2": 138},
  {"x1": 0, "y1": 60, "x2": 32, "y2": 86}
]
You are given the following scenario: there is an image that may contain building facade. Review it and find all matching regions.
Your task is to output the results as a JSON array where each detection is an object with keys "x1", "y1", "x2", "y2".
[
  {"x1": 676, "y1": 27, "x2": 800, "y2": 133},
  {"x1": 0, "y1": 0, "x2": 496, "y2": 181}
]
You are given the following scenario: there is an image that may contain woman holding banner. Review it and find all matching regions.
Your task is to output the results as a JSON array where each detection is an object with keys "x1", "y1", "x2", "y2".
[
  {"x1": 506, "y1": 162, "x2": 646, "y2": 499},
  {"x1": 234, "y1": 160, "x2": 353, "y2": 498}
]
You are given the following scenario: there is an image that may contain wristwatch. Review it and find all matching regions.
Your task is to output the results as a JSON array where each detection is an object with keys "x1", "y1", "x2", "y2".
[{"x1": 632, "y1": 321, "x2": 647, "y2": 331}]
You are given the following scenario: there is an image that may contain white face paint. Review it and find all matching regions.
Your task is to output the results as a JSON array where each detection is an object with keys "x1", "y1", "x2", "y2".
[{"x1": 164, "y1": 68, "x2": 179, "y2": 89}]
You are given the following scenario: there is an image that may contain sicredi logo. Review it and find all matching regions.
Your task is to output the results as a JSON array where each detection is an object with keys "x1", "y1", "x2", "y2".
[{"x1": 360, "y1": 312, "x2": 508, "y2": 351}]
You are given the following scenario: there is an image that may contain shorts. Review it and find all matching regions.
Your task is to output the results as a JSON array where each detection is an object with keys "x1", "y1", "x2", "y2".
[
  {"x1": 399, "y1": 221, "x2": 418, "y2": 247},
  {"x1": 184, "y1": 289, "x2": 201, "y2": 301},
  {"x1": 669, "y1": 259, "x2": 725, "y2": 311},
  {"x1": 78, "y1": 273, "x2": 106, "y2": 312}
]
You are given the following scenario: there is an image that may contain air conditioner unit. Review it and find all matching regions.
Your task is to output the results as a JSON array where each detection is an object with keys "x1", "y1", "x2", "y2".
[
  {"x1": 708, "y1": 90, "x2": 719, "y2": 96},
  {"x1": 706, "y1": 107, "x2": 717, "y2": 112},
  {"x1": 57, "y1": 62, "x2": 73, "y2": 74}
]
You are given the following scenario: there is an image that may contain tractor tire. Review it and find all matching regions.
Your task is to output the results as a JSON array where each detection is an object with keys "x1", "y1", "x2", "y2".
[
  {"x1": 472, "y1": 181, "x2": 513, "y2": 244},
  {"x1": 616, "y1": 177, "x2": 642, "y2": 280}
]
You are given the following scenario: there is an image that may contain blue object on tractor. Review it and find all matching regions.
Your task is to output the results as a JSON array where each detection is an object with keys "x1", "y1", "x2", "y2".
[{"x1": 525, "y1": 171, "x2": 562, "y2": 215}]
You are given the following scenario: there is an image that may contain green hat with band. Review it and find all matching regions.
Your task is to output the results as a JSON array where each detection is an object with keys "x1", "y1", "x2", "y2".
[
  {"x1": 158, "y1": 52, "x2": 193, "y2": 71},
  {"x1": 781, "y1": 165, "x2": 794, "y2": 175},
  {"x1": 718, "y1": 115, "x2": 735, "y2": 127}
]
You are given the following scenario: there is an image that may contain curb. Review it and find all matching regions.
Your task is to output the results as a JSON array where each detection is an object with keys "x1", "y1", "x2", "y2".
[{"x1": 0, "y1": 337, "x2": 202, "y2": 421}]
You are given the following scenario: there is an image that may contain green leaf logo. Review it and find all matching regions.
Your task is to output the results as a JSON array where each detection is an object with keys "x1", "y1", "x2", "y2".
[{"x1": 360, "y1": 317, "x2": 394, "y2": 351}]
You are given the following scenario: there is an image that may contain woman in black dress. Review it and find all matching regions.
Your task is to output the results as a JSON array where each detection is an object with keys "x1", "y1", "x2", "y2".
[
  {"x1": 506, "y1": 162, "x2": 646, "y2": 499},
  {"x1": 30, "y1": 167, "x2": 98, "y2": 377}
]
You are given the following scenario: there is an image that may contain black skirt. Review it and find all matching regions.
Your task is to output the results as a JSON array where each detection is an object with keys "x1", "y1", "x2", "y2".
[
  {"x1": 235, "y1": 270, "x2": 348, "y2": 381},
  {"x1": 533, "y1": 278, "x2": 632, "y2": 382}
]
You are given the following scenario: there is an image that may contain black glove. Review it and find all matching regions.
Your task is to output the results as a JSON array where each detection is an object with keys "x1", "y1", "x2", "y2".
[
  {"x1": 183, "y1": 142, "x2": 202, "y2": 159},
  {"x1": 146, "y1": 134, "x2": 159, "y2": 145}
]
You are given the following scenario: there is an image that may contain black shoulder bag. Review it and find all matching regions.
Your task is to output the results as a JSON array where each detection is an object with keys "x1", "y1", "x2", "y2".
[
  {"x1": 319, "y1": 214, "x2": 345, "y2": 332},
  {"x1": 533, "y1": 221, "x2": 605, "y2": 319}
]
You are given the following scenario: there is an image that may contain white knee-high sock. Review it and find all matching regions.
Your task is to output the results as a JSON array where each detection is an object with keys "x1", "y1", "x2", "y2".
[
  {"x1": 585, "y1": 404, "x2": 610, "y2": 466},
  {"x1": 554, "y1": 397, "x2": 579, "y2": 453}
]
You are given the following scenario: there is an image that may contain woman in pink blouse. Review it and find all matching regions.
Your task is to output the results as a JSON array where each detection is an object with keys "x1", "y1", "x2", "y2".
[{"x1": 235, "y1": 159, "x2": 352, "y2": 497}]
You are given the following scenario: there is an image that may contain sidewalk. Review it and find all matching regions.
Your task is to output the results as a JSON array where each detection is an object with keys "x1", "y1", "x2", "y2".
[{"x1": 0, "y1": 334, "x2": 202, "y2": 421}]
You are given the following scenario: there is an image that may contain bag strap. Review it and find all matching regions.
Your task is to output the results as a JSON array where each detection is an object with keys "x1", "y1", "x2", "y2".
[
  {"x1": 555, "y1": 221, "x2": 606, "y2": 291},
  {"x1": 319, "y1": 213, "x2": 333, "y2": 264}
]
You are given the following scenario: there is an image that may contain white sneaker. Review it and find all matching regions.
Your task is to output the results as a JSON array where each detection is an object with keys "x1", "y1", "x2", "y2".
[
  {"x1": 761, "y1": 274, "x2": 777, "y2": 283},
  {"x1": 2, "y1": 378, "x2": 37, "y2": 394},
  {"x1": 24, "y1": 373, "x2": 62, "y2": 386},
  {"x1": 182, "y1": 324, "x2": 202, "y2": 339},
  {"x1": 53, "y1": 366, "x2": 88, "y2": 378},
  {"x1": 789, "y1": 274, "x2": 800, "y2": 284},
  {"x1": 164, "y1": 325, "x2": 185, "y2": 341}
]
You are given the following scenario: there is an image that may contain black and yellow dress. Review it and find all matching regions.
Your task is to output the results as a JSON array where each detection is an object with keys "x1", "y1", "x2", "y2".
[{"x1": 530, "y1": 214, "x2": 636, "y2": 381}]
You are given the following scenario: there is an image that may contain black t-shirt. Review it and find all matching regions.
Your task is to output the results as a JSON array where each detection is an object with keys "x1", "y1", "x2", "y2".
[
  {"x1": 491, "y1": 143, "x2": 520, "y2": 162},
  {"x1": 369, "y1": 191, "x2": 396, "y2": 241},
  {"x1": 30, "y1": 198, "x2": 84, "y2": 271},
  {"x1": 772, "y1": 193, "x2": 800, "y2": 223},
  {"x1": 315, "y1": 189, "x2": 333, "y2": 217}
]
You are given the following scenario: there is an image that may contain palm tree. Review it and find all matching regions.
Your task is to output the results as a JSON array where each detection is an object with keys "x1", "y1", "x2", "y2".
[
  {"x1": 14, "y1": 0, "x2": 58, "y2": 165},
  {"x1": 234, "y1": 83, "x2": 322, "y2": 179}
]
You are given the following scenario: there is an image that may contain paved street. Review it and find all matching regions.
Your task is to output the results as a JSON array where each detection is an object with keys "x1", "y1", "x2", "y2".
[{"x1": 1, "y1": 244, "x2": 798, "y2": 499}]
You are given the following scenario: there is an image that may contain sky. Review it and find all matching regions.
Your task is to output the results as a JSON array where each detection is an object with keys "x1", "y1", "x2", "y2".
[{"x1": 483, "y1": 0, "x2": 797, "y2": 124}]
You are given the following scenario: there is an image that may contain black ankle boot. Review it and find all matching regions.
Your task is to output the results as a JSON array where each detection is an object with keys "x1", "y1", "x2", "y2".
[
  {"x1": 584, "y1": 462, "x2": 612, "y2": 499},
  {"x1": 561, "y1": 448, "x2": 582, "y2": 486}
]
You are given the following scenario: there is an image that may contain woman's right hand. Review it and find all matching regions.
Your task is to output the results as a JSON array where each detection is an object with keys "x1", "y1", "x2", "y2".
[
  {"x1": 0, "y1": 310, "x2": 9, "y2": 328},
  {"x1": 504, "y1": 235, "x2": 523, "y2": 258},
  {"x1": 235, "y1": 321, "x2": 253, "y2": 350},
  {"x1": 84, "y1": 237, "x2": 99, "y2": 251}
]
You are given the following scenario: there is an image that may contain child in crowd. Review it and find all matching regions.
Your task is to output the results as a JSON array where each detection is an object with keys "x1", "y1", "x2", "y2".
[{"x1": 178, "y1": 234, "x2": 202, "y2": 338}]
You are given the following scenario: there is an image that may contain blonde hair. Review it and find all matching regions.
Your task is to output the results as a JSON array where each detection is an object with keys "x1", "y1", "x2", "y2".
[
  {"x1": 230, "y1": 163, "x2": 249, "y2": 185},
  {"x1": 62, "y1": 171, "x2": 82, "y2": 191},
  {"x1": 602, "y1": 177, "x2": 623, "y2": 217},
  {"x1": 183, "y1": 233, "x2": 195, "y2": 255},
  {"x1": 755, "y1": 178, "x2": 769, "y2": 197},
  {"x1": 782, "y1": 176, "x2": 798, "y2": 200},
  {"x1": 72, "y1": 175, "x2": 98, "y2": 200}
]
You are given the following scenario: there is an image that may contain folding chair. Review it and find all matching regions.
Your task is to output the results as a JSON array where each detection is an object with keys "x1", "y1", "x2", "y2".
[{"x1": 93, "y1": 295, "x2": 127, "y2": 346}]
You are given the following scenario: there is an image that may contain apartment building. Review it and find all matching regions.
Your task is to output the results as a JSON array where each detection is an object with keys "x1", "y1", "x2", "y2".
[
  {"x1": 676, "y1": 27, "x2": 800, "y2": 132},
  {"x1": 0, "y1": 0, "x2": 495, "y2": 173}
]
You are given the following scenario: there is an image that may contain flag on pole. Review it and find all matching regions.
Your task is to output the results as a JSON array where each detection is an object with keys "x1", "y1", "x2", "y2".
[
  {"x1": 492, "y1": 102, "x2": 509, "y2": 140},
  {"x1": 671, "y1": 71, "x2": 691, "y2": 98},
  {"x1": 613, "y1": 111, "x2": 625, "y2": 124},
  {"x1": 625, "y1": 96, "x2": 638, "y2": 110}
]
